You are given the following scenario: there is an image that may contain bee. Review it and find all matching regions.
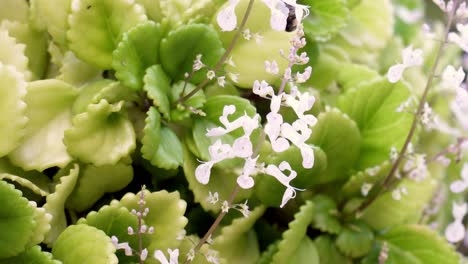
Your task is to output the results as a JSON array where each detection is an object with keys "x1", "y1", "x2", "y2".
[{"x1": 285, "y1": 3, "x2": 298, "y2": 32}]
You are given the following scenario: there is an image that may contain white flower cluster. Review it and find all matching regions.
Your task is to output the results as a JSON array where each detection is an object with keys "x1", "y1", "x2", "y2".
[
  {"x1": 217, "y1": 0, "x2": 309, "y2": 32},
  {"x1": 445, "y1": 201, "x2": 467, "y2": 243}
]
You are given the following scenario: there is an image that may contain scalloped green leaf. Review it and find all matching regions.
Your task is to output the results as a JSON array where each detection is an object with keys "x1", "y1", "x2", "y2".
[
  {"x1": 311, "y1": 195, "x2": 342, "y2": 234},
  {"x1": 341, "y1": 161, "x2": 391, "y2": 198},
  {"x1": 0, "y1": 28, "x2": 31, "y2": 80},
  {"x1": 183, "y1": 147, "x2": 253, "y2": 212},
  {"x1": 78, "y1": 206, "x2": 149, "y2": 263},
  {"x1": 0, "y1": 245, "x2": 60, "y2": 264},
  {"x1": 27, "y1": 202, "x2": 53, "y2": 248},
  {"x1": 0, "y1": 20, "x2": 49, "y2": 80},
  {"x1": 9, "y1": 79, "x2": 78, "y2": 171},
  {"x1": 336, "y1": 220, "x2": 374, "y2": 258},
  {"x1": 257, "y1": 242, "x2": 279, "y2": 264},
  {"x1": 151, "y1": 125, "x2": 183, "y2": 170},
  {"x1": 272, "y1": 201, "x2": 318, "y2": 264},
  {"x1": 361, "y1": 177, "x2": 436, "y2": 230},
  {"x1": 110, "y1": 189, "x2": 188, "y2": 254},
  {"x1": 302, "y1": 0, "x2": 350, "y2": 41},
  {"x1": 0, "y1": 180, "x2": 36, "y2": 258},
  {"x1": 315, "y1": 236, "x2": 351, "y2": 264},
  {"x1": 160, "y1": 0, "x2": 215, "y2": 27},
  {"x1": 29, "y1": 0, "x2": 71, "y2": 46},
  {"x1": 112, "y1": 20, "x2": 162, "y2": 90},
  {"x1": 160, "y1": 23, "x2": 224, "y2": 84},
  {"x1": 67, "y1": 162, "x2": 133, "y2": 212},
  {"x1": 52, "y1": 224, "x2": 118, "y2": 264},
  {"x1": 67, "y1": 0, "x2": 148, "y2": 69},
  {"x1": 337, "y1": 70, "x2": 413, "y2": 169},
  {"x1": 308, "y1": 108, "x2": 361, "y2": 183},
  {"x1": 143, "y1": 64, "x2": 171, "y2": 120},
  {"x1": 0, "y1": 158, "x2": 51, "y2": 193},
  {"x1": 0, "y1": 0, "x2": 29, "y2": 23},
  {"x1": 141, "y1": 107, "x2": 162, "y2": 164},
  {"x1": 169, "y1": 81, "x2": 206, "y2": 121},
  {"x1": 64, "y1": 100, "x2": 136, "y2": 166},
  {"x1": 0, "y1": 63, "x2": 27, "y2": 157},
  {"x1": 57, "y1": 51, "x2": 102, "y2": 86},
  {"x1": 0, "y1": 174, "x2": 49, "y2": 197},
  {"x1": 213, "y1": 206, "x2": 265, "y2": 264},
  {"x1": 135, "y1": 0, "x2": 162, "y2": 22},
  {"x1": 362, "y1": 225, "x2": 460, "y2": 264},
  {"x1": 43, "y1": 164, "x2": 79, "y2": 245}
]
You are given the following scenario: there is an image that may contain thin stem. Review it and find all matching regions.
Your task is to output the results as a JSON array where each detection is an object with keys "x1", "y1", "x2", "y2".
[
  {"x1": 138, "y1": 191, "x2": 144, "y2": 264},
  {"x1": 178, "y1": 0, "x2": 256, "y2": 104},
  {"x1": 353, "y1": 1, "x2": 459, "y2": 216},
  {"x1": 278, "y1": 45, "x2": 299, "y2": 94}
]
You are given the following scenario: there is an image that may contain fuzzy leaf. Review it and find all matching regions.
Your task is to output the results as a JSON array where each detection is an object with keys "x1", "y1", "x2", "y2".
[
  {"x1": 150, "y1": 125, "x2": 184, "y2": 170},
  {"x1": 362, "y1": 225, "x2": 460, "y2": 264},
  {"x1": 43, "y1": 164, "x2": 80, "y2": 245},
  {"x1": 64, "y1": 100, "x2": 136, "y2": 166},
  {"x1": 315, "y1": 236, "x2": 351, "y2": 264},
  {"x1": 302, "y1": 0, "x2": 350, "y2": 41},
  {"x1": 52, "y1": 224, "x2": 118, "y2": 264},
  {"x1": 0, "y1": 28, "x2": 31, "y2": 80},
  {"x1": 143, "y1": 65, "x2": 171, "y2": 120},
  {"x1": 0, "y1": 63, "x2": 27, "y2": 157},
  {"x1": 9, "y1": 79, "x2": 77, "y2": 171},
  {"x1": 67, "y1": 162, "x2": 133, "y2": 212},
  {"x1": 311, "y1": 195, "x2": 342, "y2": 234},
  {"x1": 272, "y1": 201, "x2": 319, "y2": 264},
  {"x1": 308, "y1": 108, "x2": 361, "y2": 183},
  {"x1": 29, "y1": 0, "x2": 71, "y2": 46},
  {"x1": 336, "y1": 220, "x2": 374, "y2": 258},
  {"x1": 67, "y1": 0, "x2": 147, "y2": 69},
  {"x1": 112, "y1": 21, "x2": 162, "y2": 90},
  {"x1": 0, "y1": 180, "x2": 36, "y2": 258},
  {"x1": 110, "y1": 189, "x2": 188, "y2": 255},
  {"x1": 57, "y1": 51, "x2": 102, "y2": 86},
  {"x1": 213, "y1": 206, "x2": 265, "y2": 264},
  {"x1": 0, "y1": 245, "x2": 60, "y2": 264},
  {"x1": 141, "y1": 107, "x2": 162, "y2": 165},
  {"x1": 160, "y1": 23, "x2": 224, "y2": 83}
]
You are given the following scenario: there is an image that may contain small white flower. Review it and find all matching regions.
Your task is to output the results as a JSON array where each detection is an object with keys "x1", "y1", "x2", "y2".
[
  {"x1": 216, "y1": 0, "x2": 240, "y2": 31},
  {"x1": 253, "y1": 80, "x2": 274, "y2": 97},
  {"x1": 206, "y1": 250, "x2": 220, "y2": 264},
  {"x1": 237, "y1": 156, "x2": 258, "y2": 189},
  {"x1": 441, "y1": 65, "x2": 465, "y2": 91},
  {"x1": 193, "y1": 54, "x2": 205, "y2": 71},
  {"x1": 448, "y1": 23, "x2": 468, "y2": 52},
  {"x1": 295, "y1": 66, "x2": 312, "y2": 83},
  {"x1": 128, "y1": 226, "x2": 134, "y2": 235},
  {"x1": 456, "y1": 2, "x2": 468, "y2": 18},
  {"x1": 154, "y1": 248, "x2": 179, "y2": 264},
  {"x1": 263, "y1": 161, "x2": 302, "y2": 207},
  {"x1": 195, "y1": 161, "x2": 215, "y2": 185},
  {"x1": 206, "y1": 191, "x2": 220, "y2": 204},
  {"x1": 141, "y1": 248, "x2": 148, "y2": 261},
  {"x1": 206, "y1": 70, "x2": 216, "y2": 80},
  {"x1": 253, "y1": 32, "x2": 263, "y2": 44},
  {"x1": 451, "y1": 87, "x2": 468, "y2": 131},
  {"x1": 390, "y1": 146, "x2": 399, "y2": 162},
  {"x1": 217, "y1": 76, "x2": 226, "y2": 87},
  {"x1": 262, "y1": 0, "x2": 289, "y2": 31},
  {"x1": 242, "y1": 28, "x2": 252, "y2": 40},
  {"x1": 186, "y1": 249, "x2": 195, "y2": 262},
  {"x1": 445, "y1": 221, "x2": 466, "y2": 243},
  {"x1": 452, "y1": 202, "x2": 468, "y2": 221},
  {"x1": 225, "y1": 56, "x2": 236, "y2": 67},
  {"x1": 450, "y1": 163, "x2": 468, "y2": 193},
  {"x1": 395, "y1": 5, "x2": 423, "y2": 24},
  {"x1": 228, "y1": 72, "x2": 239, "y2": 83},
  {"x1": 111, "y1": 236, "x2": 133, "y2": 256},
  {"x1": 387, "y1": 45, "x2": 423, "y2": 83},
  {"x1": 221, "y1": 200, "x2": 230, "y2": 213},
  {"x1": 361, "y1": 183, "x2": 373, "y2": 196},
  {"x1": 392, "y1": 189, "x2": 402, "y2": 201},
  {"x1": 264, "y1": 60, "x2": 279, "y2": 74}
]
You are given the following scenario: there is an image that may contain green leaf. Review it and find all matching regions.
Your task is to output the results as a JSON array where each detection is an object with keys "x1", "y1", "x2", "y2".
[
  {"x1": 336, "y1": 220, "x2": 374, "y2": 258},
  {"x1": 213, "y1": 206, "x2": 265, "y2": 264},
  {"x1": 67, "y1": 162, "x2": 133, "y2": 212},
  {"x1": 308, "y1": 108, "x2": 361, "y2": 183},
  {"x1": 0, "y1": 28, "x2": 31, "y2": 80},
  {"x1": 27, "y1": 202, "x2": 53, "y2": 248},
  {"x1": 306, "y1": 45, "x2": 350, "y2": 90},
  {"x1": 160, "y1": 23, "x2": 225, "y2": 83},
  {"x1": 0, "y1": 174, "x2": 49, "y2": 197},
  {"x1": 110, "y1": 189, "x2": 188, "y2": 253},
  {"x1": 29, "y1": 0, "x2": 71, "y2": 46},
  {"x1": 64, "y1": 100, "x2": 136, "y2": 166},
  {"x1": 141, "y1": 107, "x2": 162, "y2": 165},
  {"x1": 169, "y1": 81, "x2": 206, "y2": 121},
  {"x1": 112, "y1": 21, "x2": 162, "y2": 90},
  {"x1": 257, "y1": 243, "x2": 279, "y2": 264},
  {"x1": 0, "y1": 0, "x2": 29, "y2": 23},
  {"x1": 341, "y1": 161, "x2": 391, "y2": 198},
  {"x1": 302, "y1": 0, "x2": 350, "y2": 41},
  {"x1": 67, "y1": 0, "x2": 147, "y2": 69},
  {"x1": 0, "y1": 245, "x2": 60, "y2": 264},
  {"x1": 272, "y1": 201, "x2": 319, "y2": 264},
  {"x1": 0, "y1": 20, "x2": 49, "y2": 80},
  {"x1": 78, "y1": 206, "x2": 149, "y2": 263},
  {"x1": 160, "y1": 0, "x2": 215, "y2": 27},
  {"x1": 0, "y1": 63, "x2": 27, "y2": 157},
  {"x1": 9, "y1": 79, "x2": 78, "y2": 171},
  {"x1": 0, "y1": 180, "x2": 36, "y2": 258},
  {"x1": 143, "y1": 65, "x2": 171, "y2": 120},
  {"x1": 310, "y1": 195, "x2": 342, "y2": 234},
  {"x1": 135, "y1": 0, "x2": 162, "y2": 22},
  {"x1": 361, "y1": 178, "x2": 437, "y2": 230},
  {"x1": 43, "y1": 164, "x2": 79, "y2": 246},
  {"x1": 314, "y1": 236, "x2": 351, "y2": 264},
  {"x1": 362, "y1": 225, "x2": 460, "y2": 264},
  {"x1": 150, "y1": 125, "x2": 183, "y2": 170},
  {"x1": 337, "y1": 69, "x2": 413, "y2": 169},
  {"x1": 57, "y1": 51, "x2": 102, "y2": 87},
  {"x1": 52, "y1": 224, "x2": 118, "y2": 264}
]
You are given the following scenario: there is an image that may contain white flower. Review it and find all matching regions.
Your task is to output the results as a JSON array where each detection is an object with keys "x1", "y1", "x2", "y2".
[
  {"x1": 221, "y1": 200, "x2": 230, "y2": 213},
  {"x1": 206, "y1": 70, "x2": 216, "y2": 80},
  {"x1": 295, "y1": 66, "x2": 312, "y2": 83},
  {"x1": 154, "y1": 248, "x2": 179, "y2": 264},
  {"x1": 242, "y1": 28, "x2": 252, "y2": 40},
  {"x1": 445, "y1": 221, "x2": 466, "y2": 243},
  {"x1": 193, "y1": 54, "x2": 204, "y2": 71},
  {"x1": 111, "y1": 236, "x2": 133, "y2": 256},
  {"x1": 217, "y1": 76, "x2": 226, "y2": 87},
  {"x1": 441, "y1": 65, "x2": 465, "y2": 91},
  {"x1": 195, "y1": 161, "x2": 215, "y2": 185},
  {"x1": 206, "y1": 191, "x2": 219, "y2": 204},
  {"x1": 141, "y1": 248, "x2": 148, "y2": 261},
  {"x1": 216, "y1": 0, "x2": 240, "y2": 31},
  {"x1": 265, "y1": 60, "x2": 279, "y2": 74},
  {"x1": 452, "y1": 202, "x2": 468, "y2": 221},
  {"x1": 262, "y1": 0, "x2": 289, "y2": 31},
  {"x1": 253, "y1": 32, "x2": 263, "y2": 44},
  {"x1": 253, "y1": 80, "x2": 274, "y2": 97},
  {"x1": 387, "y1": 45, "x2": 423, "y2": 83},
  {"x1": 395, "y1": 5, "x2": 423, "y2": 24},
  {"x1": 448, "y1": 23, "x2": 468, "y2": 52},
  {"x1": 263, "y1": 161, "x2": 302, "y2": 207},
  {"x1": 450, "y1": 163, "x2": 468, "y2": 193},
  {"x1": 237, "y1": 156, "x2": 258, "y2": 189},
  {"x1": 392, "y1": 189, "x2": 402, "y2": 201},
  {"x1": 361, "y1": 183, "x2": 373, "y2": 196},
  {"x1": 451, "y1": 87, "x2": 468, "y2": 131},
  {"x1": 228, "y1": 72, "x2": 239, "y2": 83}
]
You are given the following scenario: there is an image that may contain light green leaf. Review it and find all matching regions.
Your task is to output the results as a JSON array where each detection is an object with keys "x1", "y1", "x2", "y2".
[
  {"x1": 362, "y1": 225, "x2": 460, "y2": 264},
  {"x1": 29, "y1": 0, "x2": 71, "y2": 46},
  {"x1": 113, "y1": 21, "x2": 162, "y2": 90},
  {"x1": 0, "y1": 63, "x2": 27, "y2": 157},
  {"x1": 257, "y1": 243, "x2": 279, "y2": 264},
  {"x1": 341, "y1": 161, "x2": 391, "y2": 198},
  {"x1": 0, "y1": 180, "x2": 36, "y2": 258},
  {"x1": 43, "y1": 164, "x2": 80, "y2": 246},
  {"x1": 52, "y1": 224, "x2": 118, "y2": 264},
  {"x1": 143, "y1": 65, "x2": 171, "y2": 120},
  {"x1": 336, "y1": 220, "x2": 374, "y2": 258},
  {"x1": 169, "y1": 81, "x2": 206, "y2": 121},
  {"x1": 0, "y1": 28, "x2": 31, "y2": 80},
  {"x1": 0, "y1": 174, "x2": 49, "y2": 197},
  {"x1": 160, "y1": 23, "x2": 225, "y2": 83},
  {"x1": 160, "y1": 0, "x2": 215, "y2": 27},
  {"x1": 315, "y1": 236, "x2": 351, "y2": 264},
  {"x1": 27, "y1": 203, "x2": 53, "y2": 248},
  {"x1": 64, "y1": 100, "x2": 136, "y2": 166},
  {"x1": 302, "y1": 0, "x2": 350, "y2": 41},
  {"x1": 0, "y1": 0, "x2": 29, "y2": 24},
  {"x1": 0, "y1": 245, "x2": 60, "y2": 264},
  {"x1": 9, "y1": 79, "x2": 78, "y2": 171},
  {"x1": 135, "y1": 0, "x2": 162, "y2": 22},
  {"x1": 57, "y1": 51, "x2": 102, "y2": 87},
  {"x1": 110, "y1": 189, "x2": 188, "y2": 256},
  {"x1": 213, "y1": 206, "x2": 265, "y2": 264},
  {"x1": 310, "y1": 195, "x2": 342, "y2": 234},
  {"x1": 272, "y1": 201, "x2": 318, "y2": 264},
  {"x1": 141, "y1": 107, "x2": 162, "y2": 165},
  {"x1": 67, "y1": 0, "x2": 148, "y2": 69},
  {"x1": 67, "y1": 162, "x2": 133, "y2": 212},
  {"x1": 150, "y1": 125, "x2": 183, "y2": 170},
  {"x1": 308, "y1": 108, "x2": 361, "y2": 183},
  {"x1": 307, "y1": 44, "x2": 350, "y2": 90}
]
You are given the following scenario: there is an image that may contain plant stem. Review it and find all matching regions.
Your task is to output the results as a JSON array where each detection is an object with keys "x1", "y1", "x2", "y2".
[
  {"x1": 178, "y1": 0, "x2": 256, "y2": 104},
  {"x1": 353, "y1": 1, "x2": 459, "y2": 216}
]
